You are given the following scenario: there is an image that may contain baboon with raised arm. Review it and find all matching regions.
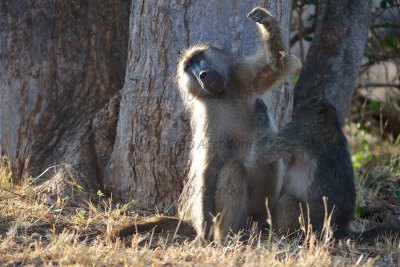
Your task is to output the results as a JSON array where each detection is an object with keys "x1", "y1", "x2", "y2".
[
  {"x1": 113, "y1": 7, "x2": 296, "y2": 243},
  {"x1": 251, "y1": 97, "x2": 400, "y2": 240}
]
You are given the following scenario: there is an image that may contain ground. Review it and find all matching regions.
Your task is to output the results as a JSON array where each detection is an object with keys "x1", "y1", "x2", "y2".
[{"x1": 0, "y1": 129, "x2": 399, "y2": 266}]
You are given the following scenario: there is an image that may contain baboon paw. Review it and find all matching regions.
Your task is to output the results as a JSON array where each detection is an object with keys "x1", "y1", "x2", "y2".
[
  {"x1": 247, "y1": 7, "x2": 273, "y2": 25},
  {"x1": 254, "y1": 98, "x2": 270, "y2": 128}
]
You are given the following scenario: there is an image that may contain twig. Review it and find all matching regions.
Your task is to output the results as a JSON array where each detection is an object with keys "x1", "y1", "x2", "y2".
[
  {"x1": 370, "y1": 24, "x2": 400, "y2": 29},
  {"x1": 0, "y1": 187, "x2": 33, "y2": 200},
  {"x1": 25, "y1": 164, "x2": 66, "y2": 187},
  {"x1": 290, "y1": 26, "x2": 315, "y2": 47},
  {"x1": 357, "y1": 83, "x2": 400, "y2": 89},
  {"x1": 26, "y1": 203, "x2": 56, "y2": 229}
]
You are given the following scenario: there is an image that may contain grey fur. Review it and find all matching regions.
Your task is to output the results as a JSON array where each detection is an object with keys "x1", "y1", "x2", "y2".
[{"x1": 252, "y1": 98, "x2": 400, "y2": 240}]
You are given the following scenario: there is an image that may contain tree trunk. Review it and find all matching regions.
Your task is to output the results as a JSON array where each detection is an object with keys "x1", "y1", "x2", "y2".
[
  {"x1": 104, "y1": 0, "x2": 293, "y2": 208},
  {"x1": 0, "y1": 1, "x2": 130, "y2": 202},
  {"x1": 293, "y1": 0, "x2": 372, "y2": 123}
]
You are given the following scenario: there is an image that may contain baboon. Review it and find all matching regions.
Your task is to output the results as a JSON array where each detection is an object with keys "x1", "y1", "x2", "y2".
[
  {"x1": 113, "y1": 7, "x2": 296, "y2": 242},
  {"x1": 251, "y1": 97, "x2": 400, "y2": 240}
]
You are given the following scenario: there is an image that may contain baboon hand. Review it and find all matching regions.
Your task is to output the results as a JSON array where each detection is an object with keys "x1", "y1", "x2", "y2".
[
  {"x1": 254, "y1": 98, "x2": 270, "y2": 129},
  {"x1": 247, "y1": 7, "x2": 274, "y2": 25}
]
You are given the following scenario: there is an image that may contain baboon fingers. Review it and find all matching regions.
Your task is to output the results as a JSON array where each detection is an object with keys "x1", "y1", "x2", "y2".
[
  {"x1": 247, "y1": 7, "x2": 274, "y2": 25},
  {"x1": 254, "y1": 98, "x2": 270, "y2": 128}
]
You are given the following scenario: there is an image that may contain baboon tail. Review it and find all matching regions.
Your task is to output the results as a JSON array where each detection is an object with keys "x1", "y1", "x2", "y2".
[
  {"x1": 348, "y1": 222, "x2": 400, "y2": 243},
  {"x1": 112, "y1": 216, "x2": 196, "y2": 239}
]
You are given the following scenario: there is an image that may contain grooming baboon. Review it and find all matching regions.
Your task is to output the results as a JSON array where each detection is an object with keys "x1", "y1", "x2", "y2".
[
  {"x1": 113, "y1": 7, "x2": 296, "y2": 242},
  {"x1": 251, "y1": 97, "x2": 400, "y2": 240}
]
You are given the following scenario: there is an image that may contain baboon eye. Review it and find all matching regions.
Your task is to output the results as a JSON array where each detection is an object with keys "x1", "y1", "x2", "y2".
[{"x1": 194, "y1": 51, "x2": 203, "y2": 59}]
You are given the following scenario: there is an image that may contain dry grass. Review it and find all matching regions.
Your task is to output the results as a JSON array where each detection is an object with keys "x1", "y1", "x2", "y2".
[{"x1": 0, "y1": 139, "x2": 399, "y2": 266}]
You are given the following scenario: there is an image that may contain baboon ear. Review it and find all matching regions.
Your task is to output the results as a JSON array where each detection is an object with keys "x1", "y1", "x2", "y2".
[{"x1": 254, "y1": 98, "x2": 270, "y2": 128}]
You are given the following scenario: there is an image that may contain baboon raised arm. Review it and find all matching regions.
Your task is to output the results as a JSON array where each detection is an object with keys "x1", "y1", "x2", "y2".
[
  {"x1": 177, "y1": 7, "x2": 296, "y2": 100},
  {"x1": 235, "y1": 8, "x2": 294, "y2": 94}
]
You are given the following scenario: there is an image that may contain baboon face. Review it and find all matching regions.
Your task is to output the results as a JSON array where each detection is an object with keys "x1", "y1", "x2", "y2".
[
  {"x1": 182, "y1": 49, "x2": 229, "y2": 96},
  {"x1": 294, "y1": 96, "x2": 340, "y2": 130},
  {"x1": 295, "y1": 97, "x2": 330, "y2": 121}
]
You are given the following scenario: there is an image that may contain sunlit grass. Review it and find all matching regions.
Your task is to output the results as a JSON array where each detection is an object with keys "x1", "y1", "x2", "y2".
[{"x1": 0, "y1": 139, "x2": 399, "y2": 265}]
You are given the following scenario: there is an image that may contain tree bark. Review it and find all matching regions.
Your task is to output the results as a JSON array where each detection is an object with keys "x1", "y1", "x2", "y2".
[
  {"x1": 104, "y1": 0, "x2": 293, "y2": 208},
  {"x1": 0, "y1": 1, "x2": 130, "y2": 201},
  {"x1": 293, "y1": 0, "x2": 372, "y2": 123}
]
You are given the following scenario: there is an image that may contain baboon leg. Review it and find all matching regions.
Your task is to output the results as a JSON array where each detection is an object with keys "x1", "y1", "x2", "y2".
[
  {"x1": 214, "y1": 159, "x2": 248, "y2": 243},
  {"x1": 273, "y1": 194, "x2": 303, "y2": 236}
]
